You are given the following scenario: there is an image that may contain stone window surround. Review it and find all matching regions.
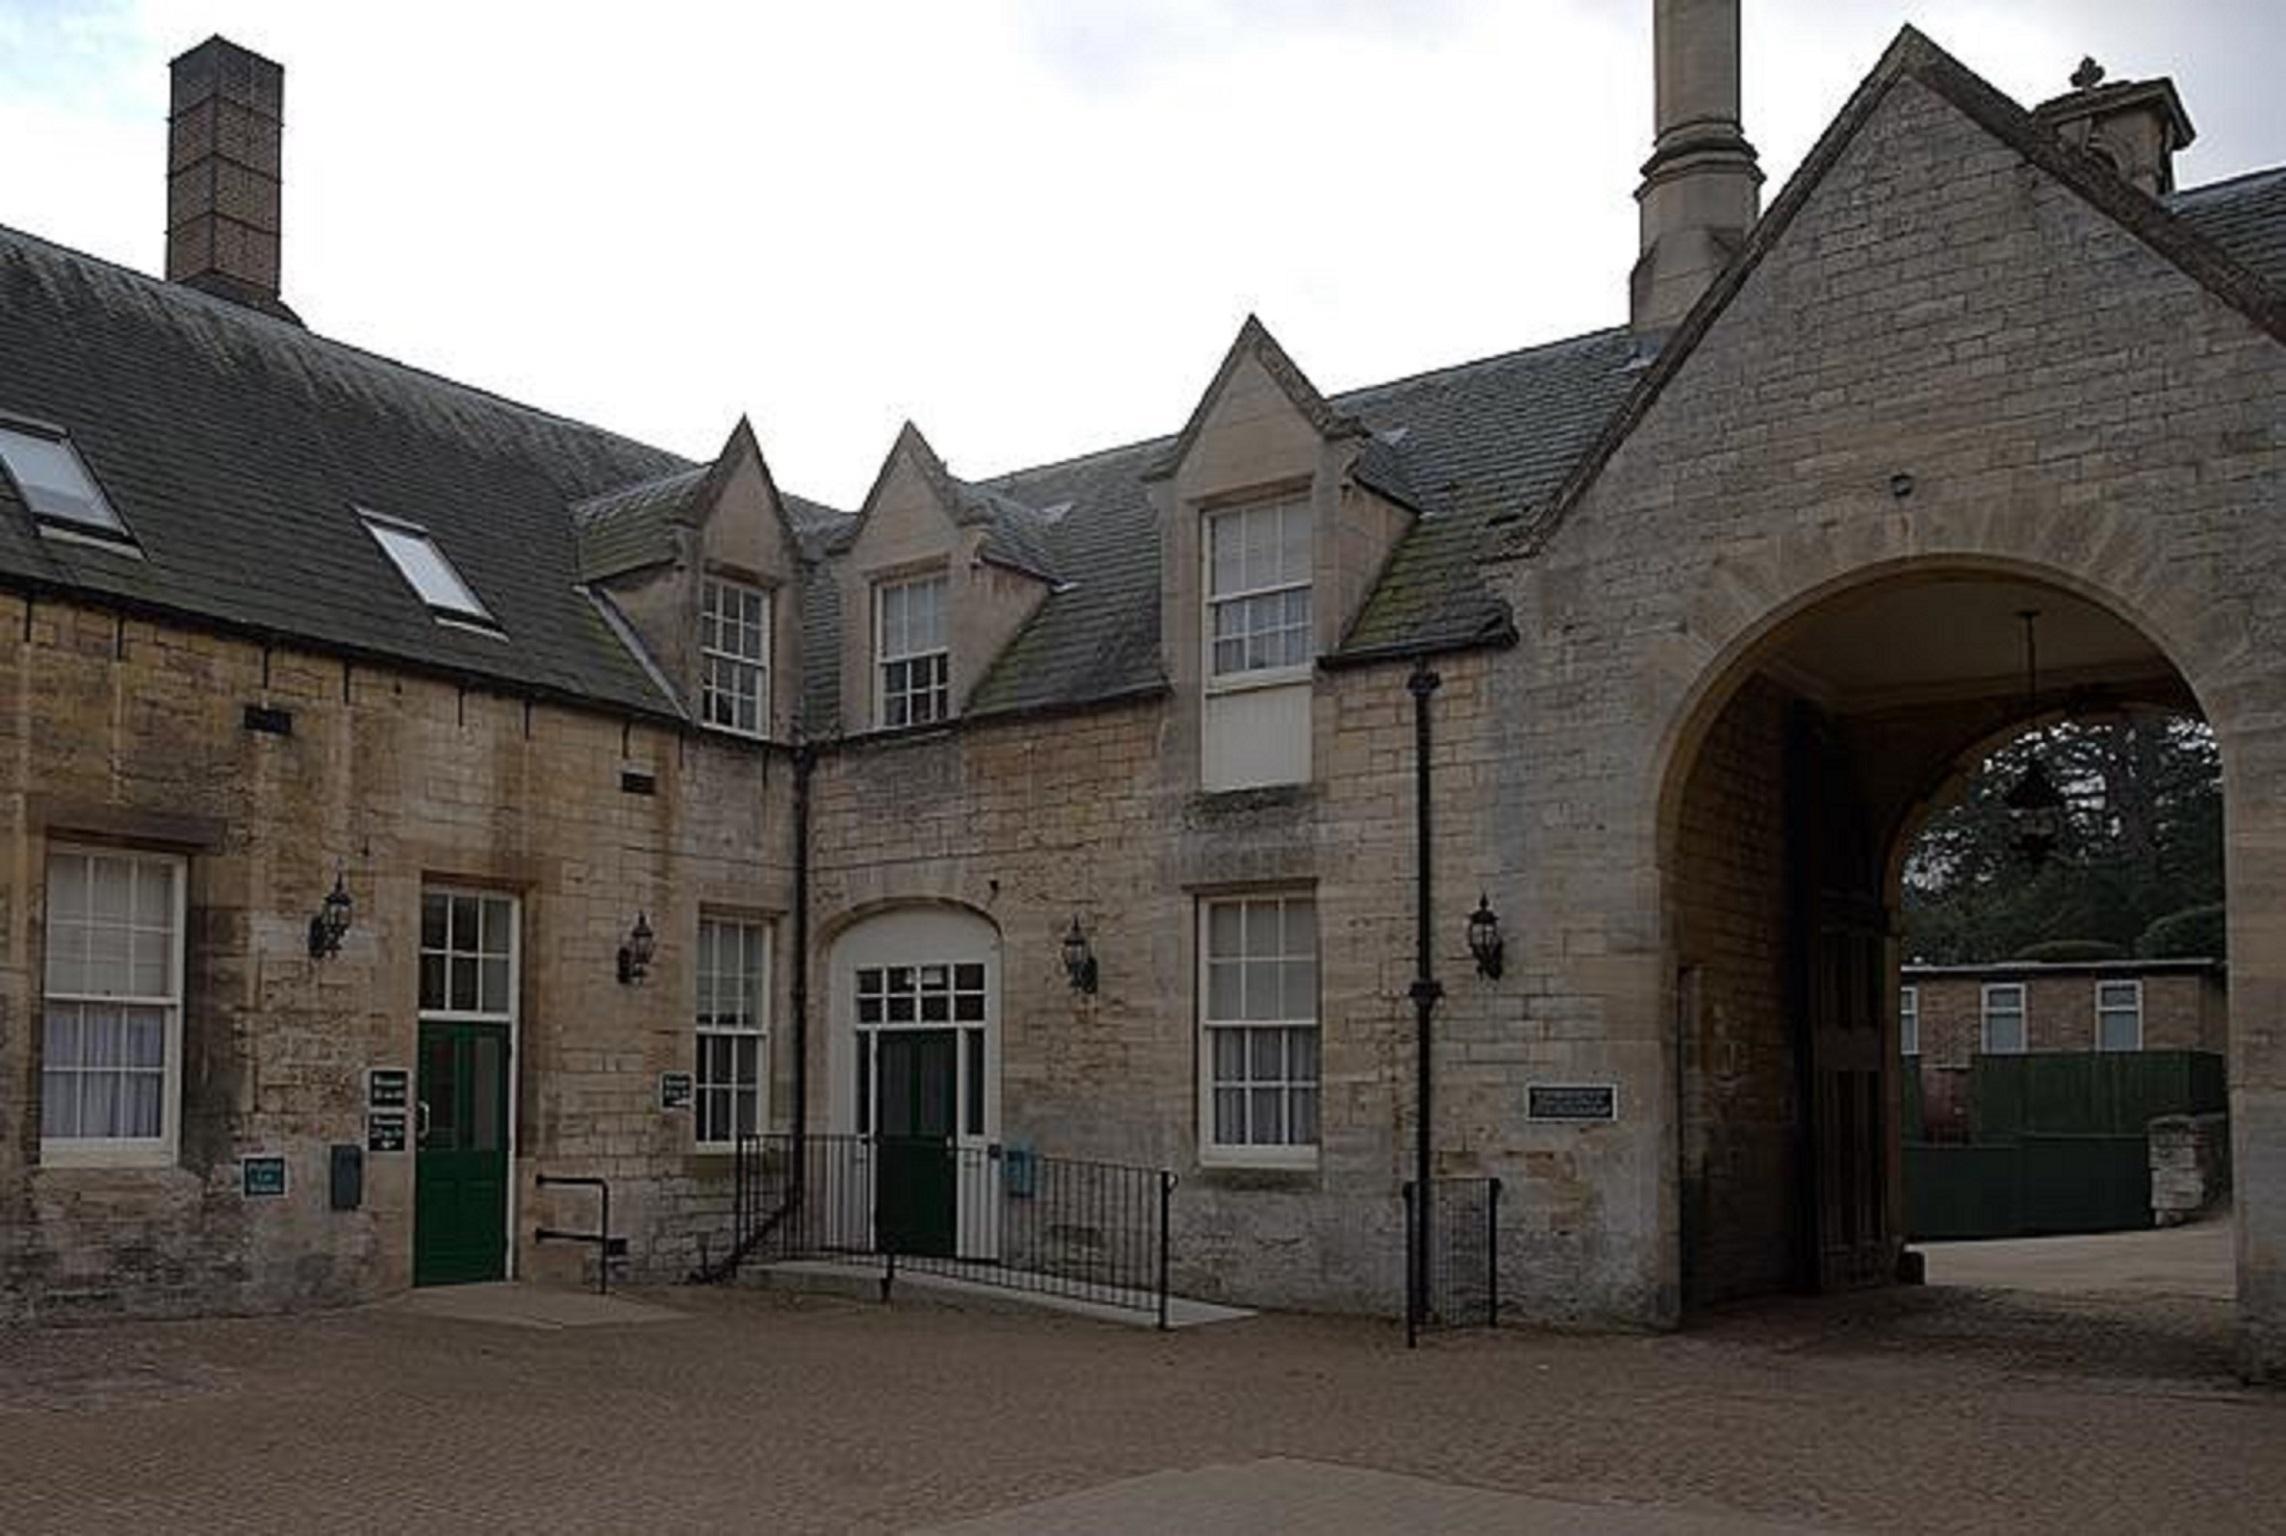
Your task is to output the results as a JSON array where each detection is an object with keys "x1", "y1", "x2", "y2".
[
  {"x1": 698, "y1": 570, "x2": 772, "y2": 740},
  {"x1": 694, "y1": 912, "x2": 771, "y2": 1150},
  {"x1": 1196, "y1": 886, "x2": 1322, "y2": 1171},
  {"x1": 873, "y1": 564, "x2": 952, "y2": 730},
  {"x1": 38, "y1": 843, "x2": 187, "y2": 1169},
  {"x1": 1202, "y1": 491, "x2": 1314, "y2": 689}
]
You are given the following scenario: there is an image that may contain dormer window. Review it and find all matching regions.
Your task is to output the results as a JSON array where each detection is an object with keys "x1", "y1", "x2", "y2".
[
  {"x1": 876, "y1": 572, "x2": 950, "y2": 729},
  {"x1": 701, "y1": 576, "x2": 771, "y2": 737},
  {"x1": 0, "y1": 422, "x2": 133, "y2": 546},
  {"x1": 1206, "y1": 497, "x2": 1311, "y2": 681},
  {"x1": 359, "y1": 510, "x2": 498, "y2": 631}
]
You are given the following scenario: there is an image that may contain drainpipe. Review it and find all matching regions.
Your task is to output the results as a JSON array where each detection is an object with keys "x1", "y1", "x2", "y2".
[
  {"x1": 1406, "y1": 658, "x2": 1444, "y2": 1344},
  {"x1": 790, "y1": 742, "x2": 814, "y2": 1197}
]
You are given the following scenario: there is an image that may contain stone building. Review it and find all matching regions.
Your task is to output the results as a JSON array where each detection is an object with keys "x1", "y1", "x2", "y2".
[{"x1": 3, "y1": 7, "x2": 2285, "y2": 1376}]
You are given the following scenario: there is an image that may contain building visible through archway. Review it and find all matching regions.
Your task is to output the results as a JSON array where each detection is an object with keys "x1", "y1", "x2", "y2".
[{"x1": 1666, "y1": 569, "x2": 2204, "y2": 1308}]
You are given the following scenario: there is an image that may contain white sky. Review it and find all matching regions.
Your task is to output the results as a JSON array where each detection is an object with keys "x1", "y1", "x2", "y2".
[{"x1": 1, "y1": 1, "x2": 2277, "y2": 505}]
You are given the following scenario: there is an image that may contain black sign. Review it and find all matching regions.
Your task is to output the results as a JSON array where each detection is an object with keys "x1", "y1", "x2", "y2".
[
  {"x1": 366, "y1": 1110, "x2": 408, "y2": 1153},
  {"x1": 658, "y1": 1072, "x2": 694, "y2": 1112},
  {"x1": 1527, "y1": 1083, "x2": 1619, "y2": 1122},
  {"x1": 367, "y1": 1067, "x2": 410, "y2": 1109},
  {"x1": 241, "y1": 1155, "x2": 289, "y2": 1198}
]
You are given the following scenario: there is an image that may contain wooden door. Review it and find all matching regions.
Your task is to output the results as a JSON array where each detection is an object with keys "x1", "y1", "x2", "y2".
[
  {"x1": 873, "y1": 1029, "x2": 957, "y2": 1258},
  {"x1": 1786, "y1": 704, "x2": 1898, "y2": 1292},
  {"x1": 415, "y1": 1021, "x2": 510, "y2": 1285}
]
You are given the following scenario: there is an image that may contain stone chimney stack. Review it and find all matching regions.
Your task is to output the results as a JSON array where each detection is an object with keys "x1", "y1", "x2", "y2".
[
  {"x1": 2033, "y1": 60, "x2": 2196, "y2": 198},
  {"x1": 1631, "y1": 0, "x2": 1763, "y2": 341},
  {"x1": 166, "y1": 37, "x2": 297, "y2": 321}
]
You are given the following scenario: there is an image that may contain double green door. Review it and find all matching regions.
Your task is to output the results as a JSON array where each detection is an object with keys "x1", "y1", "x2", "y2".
[
  {"x1": 415, "y1": 1020, "x2": 510, "y2": 1286},
  {"x1": 874, "y1": 1029, "x2": 957, "y2": 1258}
]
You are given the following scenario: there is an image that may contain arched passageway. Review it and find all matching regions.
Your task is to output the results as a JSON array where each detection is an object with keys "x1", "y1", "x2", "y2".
[{"x1": 1660, "y1": 566, "x2": 2212, "y2": 1309}]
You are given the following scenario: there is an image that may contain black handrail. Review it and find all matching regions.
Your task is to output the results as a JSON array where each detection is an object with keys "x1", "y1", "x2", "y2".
[
  {"x1": 535, "y1": 1173, "x2": 623, "y2": 1295},
  {"x1": 710, "y1": 1133, "x2": 1179, "y2": 1328}
]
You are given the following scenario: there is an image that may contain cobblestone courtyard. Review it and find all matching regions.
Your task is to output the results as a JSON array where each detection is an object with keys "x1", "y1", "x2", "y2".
[{"x1": 4, "y1": 1265, "x2": 2284, "y2": 1535}]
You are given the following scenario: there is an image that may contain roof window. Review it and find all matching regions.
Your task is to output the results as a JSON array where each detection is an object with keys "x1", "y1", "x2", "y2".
[
  {"x1": 360, "y1": 510, "x2": 497, "y2": 629},
  {"x1": 0, "y1": 423, "x2": 132, "y2": 543}
]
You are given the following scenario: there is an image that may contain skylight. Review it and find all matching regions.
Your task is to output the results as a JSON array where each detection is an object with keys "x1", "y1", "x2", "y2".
[
  {"x1": 0, "y1": 423, "x2": 130, "y2": 540},
  {"x1": 360, "y1": 511, "x2": 496, "y2": 627}
]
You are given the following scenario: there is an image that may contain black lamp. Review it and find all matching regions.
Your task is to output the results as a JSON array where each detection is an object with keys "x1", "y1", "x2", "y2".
[
  {"x1": 1061, "y1": 916, "x2": 1098, "y2": 995},
  {"x1": 1467, "y1": 894, "x2": 1504, "y2": 980},
  {"x1": 307, "y1": 867, "x2": 352, "y2": 959},
  {"x1": 2005, "y1": 610, "x2": 2069, "y2": 868},
  {"x1": 617, "y1": 912, "x2": 656, "y2": 985}
]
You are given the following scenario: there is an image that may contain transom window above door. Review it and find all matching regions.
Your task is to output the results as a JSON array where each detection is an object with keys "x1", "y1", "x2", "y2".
[
  {"x1": 420, "y1": 891, "x2": 516, "y2": 1019},
  {"x1": 876, "y1": 572, "x2": 950, "y2": 729},
  {"x1": 1206, "y1": 497, "x2": 1311, "y2": 680},
  {"x1": 700, "y1": 577, "x2": 770, "y2": 737},
  {"x1": 856, "y1": 963, "x2": 986, "y2": 1025}
]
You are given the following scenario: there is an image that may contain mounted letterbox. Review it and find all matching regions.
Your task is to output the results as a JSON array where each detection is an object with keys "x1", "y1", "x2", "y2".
[{"x1": 329, "y1": 1144, "x2": 364, "y2": 1211}]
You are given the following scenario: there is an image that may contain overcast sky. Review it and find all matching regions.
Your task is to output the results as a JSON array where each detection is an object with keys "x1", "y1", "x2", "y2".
[{"x1": 1, "y1": 1, "x2": 2277, "y2": 504}]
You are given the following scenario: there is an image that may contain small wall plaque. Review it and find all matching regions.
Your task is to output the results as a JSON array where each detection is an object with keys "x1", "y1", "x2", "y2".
[
  {"x1": 1527, "y1": 1083, "x2": 1619, "y2": 1123},
  {"x1": 241, "y1": 1154, "x2": 289, "y2": 1198},
  {"x1": 658, "y1": 1071, "x2": 694, "y2": 1112},
  {"x1": 367, "y1": 1067, "x2": 410, "y2": 1110},
  {"x1": 366, "y1": 1110, "x2": 408, "y2": 1154}
]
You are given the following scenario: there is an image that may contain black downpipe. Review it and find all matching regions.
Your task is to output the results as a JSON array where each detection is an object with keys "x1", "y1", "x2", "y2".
[
  {"x1": 1406, "y1": 659, "x2": 1443, "y2": 1345},
  {"x1": 791, "y1": 744, "x2": 815, "y2": 1202}
]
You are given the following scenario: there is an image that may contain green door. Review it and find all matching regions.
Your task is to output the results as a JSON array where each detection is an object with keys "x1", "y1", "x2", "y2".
[
  {"x1": 875, "y1": 1029, "x2": 957, "y2": 1258},
  {"x1": 415, "y1": 1021, "x2": 510, "y2": 1285}
]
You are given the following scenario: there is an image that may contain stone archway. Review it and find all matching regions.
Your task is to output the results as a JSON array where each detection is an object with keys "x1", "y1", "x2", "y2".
[{"x1": 1647, "y1": 553, "x2": 2270, "y2": 1363}]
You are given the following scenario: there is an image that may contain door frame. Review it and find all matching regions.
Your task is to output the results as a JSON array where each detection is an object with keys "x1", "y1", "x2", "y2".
[
  {"x1": 414, "y1": 885, "x2": 522, "y2": 1283},
  {"x1": 829, "y1": 907, "x2": 1001, "y2": 1255}
]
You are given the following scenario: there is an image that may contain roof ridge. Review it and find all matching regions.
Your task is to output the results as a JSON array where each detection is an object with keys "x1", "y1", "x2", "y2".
[
  {"x1": 0, "y1": 219, "x2": 697, "y2": 477},
  {"x1": 1328, "y1": 324, "x2": 1633, "y2": 406}
]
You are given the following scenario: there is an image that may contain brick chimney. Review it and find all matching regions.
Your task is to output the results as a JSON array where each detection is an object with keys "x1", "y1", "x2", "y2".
[
  {"x1": 1630, "y1": 0, "x2": 1763, "y2": 342},
  {"x1": 2033, "y1": 59, "x2": 2196, "y2": 198},
  {"x1": 166, "y1": 37, "x2": 298, "y2": 322}
]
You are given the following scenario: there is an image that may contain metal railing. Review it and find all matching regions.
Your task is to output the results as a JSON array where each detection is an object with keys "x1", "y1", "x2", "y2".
[
  {"x1": 1404, "y1": 1175, "x2": 1502, "y2": 1344},
  {"x1": 721, "y1": 1133, "x2": 1178, "y2": 1328},
  {"x1": 535, "y1": 1173, "x2": 625, "y2": 1295}
]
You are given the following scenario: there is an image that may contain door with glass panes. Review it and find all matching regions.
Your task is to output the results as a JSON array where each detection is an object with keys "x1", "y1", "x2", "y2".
[
  {"x1": 413, "y1": 889, "x2": 517, "y2": 1286},
  {"x1": 837, "y1": 910, "x2": 998, "y2": 1261}
]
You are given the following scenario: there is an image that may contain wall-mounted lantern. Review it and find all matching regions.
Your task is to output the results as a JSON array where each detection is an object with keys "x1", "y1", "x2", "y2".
[
  {"x1": 1466, "y1": 894, "x2": 1504, "y2": 980},
  {"x1": 307, "y1": 866, "x2": 353, "y2": 959},
  {"x1": 617, "y1": 912, "x2": 656, "y2": 985},
  {"x1": 1061, "y1": 915, "x2": 1099, "y2": 995}
]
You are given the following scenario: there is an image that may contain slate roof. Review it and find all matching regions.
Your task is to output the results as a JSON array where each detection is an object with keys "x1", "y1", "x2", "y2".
[
  {"x1": 0, "y1": 221, "x2": 692, "y2": 716},
  {"x1": 4, "y1": 48, "x2": 2281, "y2": 742},
  {"x1": 2170, "y1": 166, "x2": 2286, "y2": 291}
]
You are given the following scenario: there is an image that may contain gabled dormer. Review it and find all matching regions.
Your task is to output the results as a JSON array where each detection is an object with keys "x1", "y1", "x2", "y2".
[
  {"x1": 574, "y1": 417, "x2": 805, "y2": 740},
  {"x1": 1148, "y1": 316, "x2": 1416, "y2": 791},
  {"x1": 836, "y1": 422, "x2": 1058, "y2": 734}
]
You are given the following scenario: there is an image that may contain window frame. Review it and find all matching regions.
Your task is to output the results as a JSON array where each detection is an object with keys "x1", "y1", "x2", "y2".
[
  {"x1": 874, "y1": 570, "x2": 951, "y2": 730},
  {"x1": 1980, "y1": 981, "x2": 2027, "y2": 1055},
  {"x1": 417, "y1": 887, "x2": 520, "y2": 1026},
  {"x1": 1899, "y1": 983, "x2": 1919, "y2": 1058},
  {"x1": 1197, "y1": 889, "x2": 1321, "y2": 1170},
  {"x1": 359, "y1": 508, "x2": 501, "y2": 632},
  {"x1": 699, "y1": 575, "x2": 772, "y2": 739},
  {"x1": 0, "y1": 419, "x2": 137, "y2": 548},
  {"x1": 39, "y1": 845, "x2": 188, "y2": 1168},
  {"x1": 2095, "y1": 978, "x2": 2144, "y2": 1053},
  {"x1": 1202, "y1": 494, "x2": 1313, "y2": 694},
  {"x1": 694, "y1": 915, "x2": 771, "y2": 1151}
]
